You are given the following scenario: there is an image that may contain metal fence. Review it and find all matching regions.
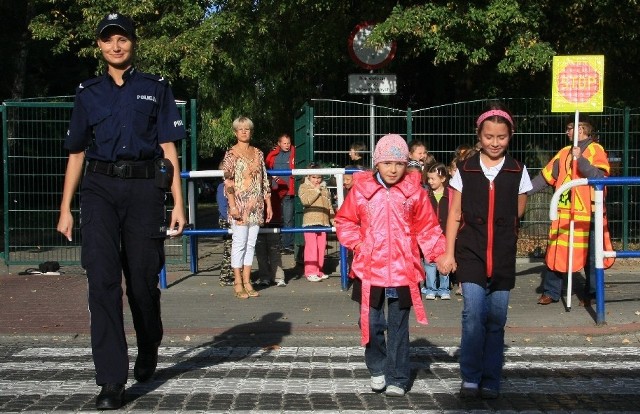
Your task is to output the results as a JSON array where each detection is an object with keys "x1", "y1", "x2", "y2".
[
  {"x1": 1, "y1": 97, "x2": 196, "y2": 266},
  {"x1": 295, "y1": 98, "x2": 640, "y2": 256},
  {"x1": 2, "y1": 97, "x2": 638, "y2": 266}
]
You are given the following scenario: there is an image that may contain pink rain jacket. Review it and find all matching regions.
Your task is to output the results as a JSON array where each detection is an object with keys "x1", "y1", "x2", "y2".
[{"x1": 335, "y1": 171, "x2": 446, "y2": 345}]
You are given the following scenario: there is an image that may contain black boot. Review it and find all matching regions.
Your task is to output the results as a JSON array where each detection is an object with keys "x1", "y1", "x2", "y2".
[
  {"x1": 134, "y1": 346, "x2": 159, "y2": 382},
  {"x1": 96, "y1": 383, "x2": 124, "y2": 410}
]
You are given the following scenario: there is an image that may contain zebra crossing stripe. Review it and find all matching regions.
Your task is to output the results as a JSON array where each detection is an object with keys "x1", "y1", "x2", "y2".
[
  {"x1": 1, "y1": 377, "x2": 639, "y2": 396},
  {"x1": 13, "y1": 345, "x2": 640, "y2": 358},
  {"x1": 3, "y1": 359, "x2": 640, "y2": 372}
]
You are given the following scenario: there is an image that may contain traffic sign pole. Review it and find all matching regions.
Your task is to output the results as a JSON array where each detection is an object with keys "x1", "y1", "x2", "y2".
[
  {"x1": 566, "y1": 109, "x2": 580, "y2": 311},
  {"x1": 551, "y1": 55, "x2": 604, "y2": 312}
]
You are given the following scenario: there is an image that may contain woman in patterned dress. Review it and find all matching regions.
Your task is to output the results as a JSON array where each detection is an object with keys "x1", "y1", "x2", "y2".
[{"x1": 222, "y1": 116, "x2": 273, "y2": 298}]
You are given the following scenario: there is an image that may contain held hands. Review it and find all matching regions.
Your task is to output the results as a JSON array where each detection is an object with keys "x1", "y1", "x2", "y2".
[{"x1": 436, "y1": 254, "x2": 456, "y2": 275}]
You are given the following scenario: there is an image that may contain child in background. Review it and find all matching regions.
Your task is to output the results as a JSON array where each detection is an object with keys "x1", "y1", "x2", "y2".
[
  {"x1": 298, "y1": 163, "x2": 334, "y2": 282},
  {"x1": 265, "y1": 133, "x2": 296, "y2": 254},
  {"x1": 335, "y1": 134, "x2": 446, "y2": 397},
  {"x1": 437, "y1": 103, "x2": 532, "y2": 399},
  {"x1": 422, "y1": 163, "x2": 453, "y2": 300},
  {"x1": 449, "y1": 143, "x2": 475, "y2": 176},
  {"x1": 215, "y1": 165, "x2": 234, "y2": 287},
  {"x1": 408, "y1": 140, "x2": 428, "y2": 169},
  {"x1": 341, "y1": 165, "x2": 364, "y2": 275},
  {"x1": 342, "y1": 165, "x2": 364, "y2": 197},
  {"x1": 423, "y1": 153, "x2": 436, "y2": 170},
  {"x1": 349, "y1": 141, "x2": 369, "y2": 168}
]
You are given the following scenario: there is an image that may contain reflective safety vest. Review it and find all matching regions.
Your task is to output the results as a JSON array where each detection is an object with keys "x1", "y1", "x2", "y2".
[{"x1": 542, "y1": 142, "x2": 614, "y2": 272}]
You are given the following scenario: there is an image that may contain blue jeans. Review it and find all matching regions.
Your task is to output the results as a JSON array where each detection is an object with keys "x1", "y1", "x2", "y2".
[
  {"x1": 424, "y1": 262, "x2": 450, "y2": 297},
  {"x1": 543, "y1": 223, "x2": 596, "y2": 300},
  {"x1": 363, "y1": 297, "x2": 410, "y2": 390},
  {"x1": 459, "y1": 282, "x2": 510, "y2": 392},
  {"x1": 281, "y1": 195, "x2": 294, "y2": 249}
]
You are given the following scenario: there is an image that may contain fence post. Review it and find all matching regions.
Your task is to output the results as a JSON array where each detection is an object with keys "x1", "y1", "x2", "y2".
[
  {"x1": 623, "y1": 107, "x2": 630, "y2": 250},
  {"x1": 593, "y1": 183, "x2": 606, "y2": 325},
  {"x1": 406, "y1": 107, "x2": 412, "y2": 142}
]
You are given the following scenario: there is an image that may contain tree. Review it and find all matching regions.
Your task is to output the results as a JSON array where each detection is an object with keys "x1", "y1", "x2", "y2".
[
  {"x1": 23, "y1": 0, "x2": 640, "y2": 158},
  {"x1": 368, "y1": 0, "x2": 640, "y2": 106},
  {"x1": 367, "y1": 0, "x2": 555, "y2": 101},
  {"x1": 27, "y1": 0, "x2": 399, "y2": 155}
]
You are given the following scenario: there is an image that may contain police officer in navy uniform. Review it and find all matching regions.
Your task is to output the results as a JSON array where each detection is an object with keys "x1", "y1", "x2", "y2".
[{"x1": 57, "y1": 12, "x2": 186, "y2": 410}]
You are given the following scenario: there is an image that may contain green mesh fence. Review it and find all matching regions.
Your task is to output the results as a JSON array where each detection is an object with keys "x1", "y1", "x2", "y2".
[
  {"x1": 298, "y1": 98, "x2": 640, "y2": 257},
  {"x1": 3, "y1": 97, "x2": 638, "y2": 264},
  {"x1": 1, "y1": 97, "x2": 194, "y2": 266}
]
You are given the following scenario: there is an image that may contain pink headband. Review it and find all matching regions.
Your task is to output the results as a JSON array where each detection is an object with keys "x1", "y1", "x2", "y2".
[{"x1": 476, "y1": 109, "x2": 514, "y2": 128}]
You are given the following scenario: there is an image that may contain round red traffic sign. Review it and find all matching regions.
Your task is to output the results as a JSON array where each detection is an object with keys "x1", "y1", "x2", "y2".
[{"x1": 348, "y1": 22, "x2": 396, "y2": 70}]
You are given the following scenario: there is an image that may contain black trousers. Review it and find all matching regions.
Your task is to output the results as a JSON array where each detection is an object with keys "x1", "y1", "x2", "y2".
[{"x1": 80, "y1": 172, "x2": 166, "y2": 385}]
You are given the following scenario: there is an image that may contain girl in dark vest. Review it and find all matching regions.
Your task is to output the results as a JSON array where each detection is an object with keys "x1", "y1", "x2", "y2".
[
  {"x1": 422, "y1": 163, "x2": 454, "y2": 300},
  {"x1": 437, "y1": 103, "x2": 532, "y2": 399}
]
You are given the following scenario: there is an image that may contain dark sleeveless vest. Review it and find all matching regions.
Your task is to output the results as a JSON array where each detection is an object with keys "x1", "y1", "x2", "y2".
[{"x1": 456, "y1": 152, "x2": 524, "y2": 291}]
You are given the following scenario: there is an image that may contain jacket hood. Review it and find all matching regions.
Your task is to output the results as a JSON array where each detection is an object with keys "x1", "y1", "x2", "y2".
[{"x1": 352, "y1": 170, "x2": 421, "y2": 200}]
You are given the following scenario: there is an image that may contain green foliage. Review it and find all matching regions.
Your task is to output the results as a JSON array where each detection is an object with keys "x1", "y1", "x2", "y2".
[
  {"x1": 199, "y1": 107, "x2": 235, "y2": 157},
  {"x1": 21, "y1": 0, "x2": 640, "y2": 157},
  {"x1": 370, "y1": 1, "x2": 554, "y2": 73}
]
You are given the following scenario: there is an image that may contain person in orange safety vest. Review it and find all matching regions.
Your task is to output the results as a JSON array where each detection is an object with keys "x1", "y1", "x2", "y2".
[{"x1": 530, "y1": 114, "x2": 614, "y2": 307}]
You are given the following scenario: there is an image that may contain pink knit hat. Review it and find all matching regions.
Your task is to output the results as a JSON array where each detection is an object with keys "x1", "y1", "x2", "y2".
[{"x1": 373, "y1": 134, "x2": 409, "y2": 165}]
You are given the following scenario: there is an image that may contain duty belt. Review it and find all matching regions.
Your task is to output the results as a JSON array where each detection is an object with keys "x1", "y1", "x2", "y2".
[{"x1": 87, "y1": 159, "x2": 155, "y2": 179}]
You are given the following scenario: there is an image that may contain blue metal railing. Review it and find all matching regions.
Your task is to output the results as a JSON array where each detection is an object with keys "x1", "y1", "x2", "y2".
[
  {"x1": 160, "y1": 168, "x2": 362, "y2": 289},
  {"x1": 549, "y1": 176, "x2": 640, "y2": 324}
]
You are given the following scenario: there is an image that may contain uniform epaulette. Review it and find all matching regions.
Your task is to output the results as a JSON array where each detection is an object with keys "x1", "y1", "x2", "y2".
[
  {"x1": 76, "y1": 77, "x2": 102, "y2": 93},
  {"x1": 139, "y1": 72, "x2": 168, "y2": 85}
]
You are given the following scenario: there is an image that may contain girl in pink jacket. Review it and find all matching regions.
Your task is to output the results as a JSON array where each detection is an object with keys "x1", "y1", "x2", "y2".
[{"x1": 335, "y1": 134, "x2": 446, "y2": 397}]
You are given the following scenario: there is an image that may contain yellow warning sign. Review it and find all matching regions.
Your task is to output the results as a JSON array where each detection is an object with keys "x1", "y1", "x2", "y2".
[{"x1": 552, "y1": 55, "x2": 604, "y2": 113}]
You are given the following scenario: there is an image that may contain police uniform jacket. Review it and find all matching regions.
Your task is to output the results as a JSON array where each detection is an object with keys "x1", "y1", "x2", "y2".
[{"x1": 65, "y1": 67, "x2": 185, "y2": 161}]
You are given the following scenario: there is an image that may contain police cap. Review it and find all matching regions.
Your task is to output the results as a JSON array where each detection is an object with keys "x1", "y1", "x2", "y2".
[{"x1": 96, "y1": 13, "x2": 136, "y2": 39}]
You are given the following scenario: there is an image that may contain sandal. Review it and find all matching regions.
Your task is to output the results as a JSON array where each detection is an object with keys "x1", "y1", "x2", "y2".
[
  {"x1": 234, "y1": 283, "x2": 249, "y2": 299},
  {"x1": 243, "y1": 282, "x2": 260, "y2": 298}
]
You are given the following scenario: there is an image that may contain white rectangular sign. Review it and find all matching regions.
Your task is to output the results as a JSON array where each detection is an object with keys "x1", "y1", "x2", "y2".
[{"x1": 348, "y1": 74, "x2": 397, "y2": 95}]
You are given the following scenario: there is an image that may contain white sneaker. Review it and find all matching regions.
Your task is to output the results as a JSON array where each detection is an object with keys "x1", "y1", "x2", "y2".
[
  {"x1": 306, "y1": 274, "x2": 322, "y2": 282},
  {"x1": 440, "y1": 294, "x2": 451, "y2": 300},
  {"x1": 425, "y1": 293, "x2": 436, "y2": 300},
  {"x1": 385, "y1": 385, "x2": 405, "y2": 396},
  {"x1": 276, "y1": 279, "x2": 287, "y2": 287},
  {"x1": 319, "y1": 274, "x2": 329, "y2": 280},
  {"x1": 370, "y1": 375, "x2": 386, "y2": 392}
]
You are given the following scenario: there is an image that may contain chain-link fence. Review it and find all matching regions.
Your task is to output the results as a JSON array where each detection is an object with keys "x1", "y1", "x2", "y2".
[
  {"x1": 295, "y1": 98, "x2": 640, "y2": 257},
  {"x1": 1, "y1": 97, "x2": 195, "y2": 265}
]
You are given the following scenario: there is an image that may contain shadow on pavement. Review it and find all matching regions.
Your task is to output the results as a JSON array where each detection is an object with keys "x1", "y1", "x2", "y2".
[{"x1": 125, "y1": 312, "x2": 291, "y2": 403}]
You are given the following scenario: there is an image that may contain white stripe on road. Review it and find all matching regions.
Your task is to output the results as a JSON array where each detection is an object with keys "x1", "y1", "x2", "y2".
[
  {"x1": 13, "y1": 345, "x2": 640, "y2": 358},
  {"x1": 2, "y1": 359, "x2": 640, "y2": 372},
  {"x1": 0, "y1": 377, "x2": 639, "y2": 396}
]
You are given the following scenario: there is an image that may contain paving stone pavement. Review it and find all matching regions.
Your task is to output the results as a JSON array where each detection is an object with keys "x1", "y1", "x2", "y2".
[
  {"x1": 1, "y1": 343, "x2": 640, "y2": 413},
  {"x1": 2, "y1": 237, "x2": 640, "y2": 412}
]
